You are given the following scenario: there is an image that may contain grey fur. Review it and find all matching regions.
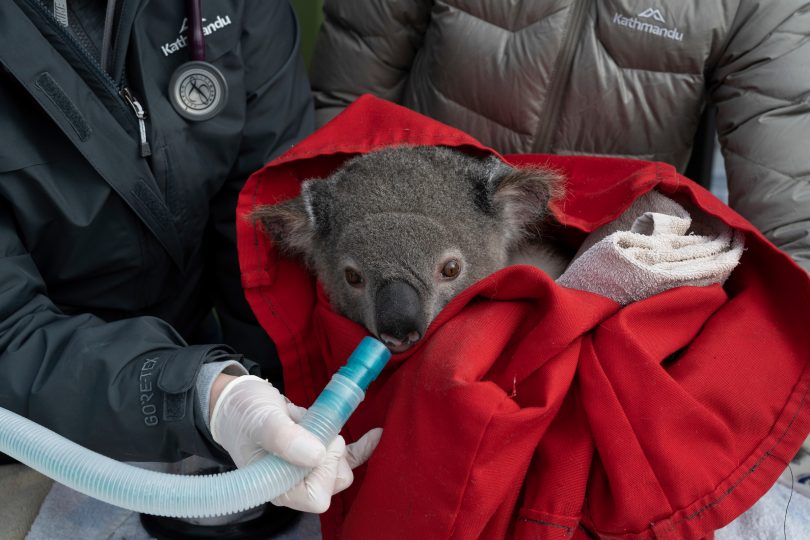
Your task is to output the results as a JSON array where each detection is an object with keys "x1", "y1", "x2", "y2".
[{"x1": 252, "y1": 145, "x2": 565, "y2": 351}]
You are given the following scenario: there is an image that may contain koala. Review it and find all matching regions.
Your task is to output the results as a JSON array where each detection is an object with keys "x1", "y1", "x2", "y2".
[{"x1": 252, "y1": 146, "x2": 567, "y2": 353}]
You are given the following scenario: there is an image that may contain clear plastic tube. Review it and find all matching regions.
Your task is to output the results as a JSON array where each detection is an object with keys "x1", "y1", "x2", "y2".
[{"x1": 0, "y1": 337, "x2": 390, "y2": 517}]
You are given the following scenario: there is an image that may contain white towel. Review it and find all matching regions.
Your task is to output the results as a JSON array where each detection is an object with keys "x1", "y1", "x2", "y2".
[{"x1": 557, "y1": 190, "x2": 745, "y2": 304}]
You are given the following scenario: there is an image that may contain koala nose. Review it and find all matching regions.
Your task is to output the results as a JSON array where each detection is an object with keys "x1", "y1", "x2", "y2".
[{"x1": 375, "y1": 280, "x2": 424, "y2": 350}]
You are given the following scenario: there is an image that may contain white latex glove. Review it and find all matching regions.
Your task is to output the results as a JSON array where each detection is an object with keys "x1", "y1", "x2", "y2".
[{"x1": 210, "y1": 374, "x2": 382, "y2": 513}]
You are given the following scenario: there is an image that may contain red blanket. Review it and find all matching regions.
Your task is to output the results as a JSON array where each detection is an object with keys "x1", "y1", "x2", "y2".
[{"x1": 236, "y1": 95, "x2": 810, "y2": 539}]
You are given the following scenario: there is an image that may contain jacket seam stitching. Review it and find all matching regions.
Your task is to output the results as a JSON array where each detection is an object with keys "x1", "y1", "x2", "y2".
[
  {"x1": 722, "y1": 85, "x2": 801, "y2": 106},
  {"x1": 325, "y1": 14, "x2": 402, "y2": 39},
  {"x1": 722, "y1": 146, "x2": 803, "y2": 181},
  {"x1": 324, "y1": 18, "x2": 403, "y2": 71},
  {"x1": 710, "y1": 5, "x2": 809, "y2": 83},
  {"x1": 424, "y1": 76, "x2": 534, "y2": 136},
  {"x1": 449, "y1": 3, "x2": 568, "y2": 34}
]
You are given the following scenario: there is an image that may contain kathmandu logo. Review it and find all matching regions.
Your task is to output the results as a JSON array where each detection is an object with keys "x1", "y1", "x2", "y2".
[
  {"x1": 638, "y1": 7, "x2": 666, "y2": 23},
  {"x1": 612, "y1": 7, "x2": 683, "y2": 41},
  {"x1": 160, "y1": 14, "x2": 233, "y2": 57}
]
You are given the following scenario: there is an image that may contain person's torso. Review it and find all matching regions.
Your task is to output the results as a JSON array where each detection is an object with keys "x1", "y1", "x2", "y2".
[
  {"x1": 0, "y1": 0, "x2": 250, "y2": 335},
  {"x1": 401, "y1": 0, "x2": 734, "y2": 169}
]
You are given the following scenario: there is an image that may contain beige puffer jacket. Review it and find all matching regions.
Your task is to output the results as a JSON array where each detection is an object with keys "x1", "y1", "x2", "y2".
[{"x1": 311, "y1": 0, "x2": 810, "y2": 273}]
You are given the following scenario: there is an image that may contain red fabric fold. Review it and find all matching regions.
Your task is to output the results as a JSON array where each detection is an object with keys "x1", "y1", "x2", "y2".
[{"x1": 236, "y1": 95, "x2": 810, "y2": 539}]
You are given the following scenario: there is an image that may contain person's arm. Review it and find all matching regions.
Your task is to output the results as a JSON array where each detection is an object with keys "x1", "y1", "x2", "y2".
[
  {"x1": 0, "y1": 204, "x2": 232, "y2": 462},
  {"x1": 310, "y1": 0, "x2": 432, "y2": 127},
  {"x1": 709, "y1": 0, "x2": 810, "y2": 273},
  {"x1": 207, "y1": 0, "x2": 313, "y2": 387},
  {"x1": 0, "y1": 204, "x2": 375, "y2": 508}
]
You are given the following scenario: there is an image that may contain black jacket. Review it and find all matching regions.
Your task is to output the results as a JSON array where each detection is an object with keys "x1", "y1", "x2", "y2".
[{"x1": 0, "y1": 0, "x2": 313, "y2": 461}]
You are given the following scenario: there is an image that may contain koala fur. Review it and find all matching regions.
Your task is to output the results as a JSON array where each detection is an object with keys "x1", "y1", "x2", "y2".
[{"x1": 252, "y1": 146, "x2": 566, "y2": 352}]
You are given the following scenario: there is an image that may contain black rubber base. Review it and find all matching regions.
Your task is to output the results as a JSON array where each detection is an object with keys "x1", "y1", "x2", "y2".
[{"x1": 140, "y1": 504, "x2": 301, "y2": 540}]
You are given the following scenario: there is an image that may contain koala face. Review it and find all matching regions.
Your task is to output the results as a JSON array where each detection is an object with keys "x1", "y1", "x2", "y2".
[{"x1": 253, "y1": 146, "x2": 562, "y2": 352}]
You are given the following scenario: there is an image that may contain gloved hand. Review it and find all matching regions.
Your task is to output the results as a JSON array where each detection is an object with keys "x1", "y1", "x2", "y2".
[{"x1": 209, "y1": 374, "x2": 382, "y2": 513}]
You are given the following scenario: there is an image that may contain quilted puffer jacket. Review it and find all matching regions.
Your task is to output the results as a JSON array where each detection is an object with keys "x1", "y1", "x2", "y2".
[{"x1": 310, "y1": 0, "x2": 810, "y2": 273}]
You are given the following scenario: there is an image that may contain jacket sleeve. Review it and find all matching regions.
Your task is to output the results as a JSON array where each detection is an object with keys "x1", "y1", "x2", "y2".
[
  {"x1": 0, "y1": 204, "x2": 233, "y2": 462},
  {"x1": 207, "y1": 0, "x2": 314, "y2": 390},
  {"x1": 709, "y1": 1, "x2": 810, "y2": 273},
  {"x1": 310, "y1": 0, "x2": 432, "y2": 127}
]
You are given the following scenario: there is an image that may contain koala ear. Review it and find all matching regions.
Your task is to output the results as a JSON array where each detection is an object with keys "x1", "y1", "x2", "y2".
[
  {"x1": 250, "y1": 179, "x2": 334, "y2": 256},
  {"x1": 299, "y1": 179, "x2": 335, "y2": 238},
  {"x1": 473, "y1": 157, "x2": 564, "y2": 244}
]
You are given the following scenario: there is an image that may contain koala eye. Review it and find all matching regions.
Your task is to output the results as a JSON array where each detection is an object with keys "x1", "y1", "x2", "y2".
[
  {"x1": 344, "y1": 268, "x2": 365, "y2": 288},
  {"x1": 441, "y1": 259, "x2": 461, "y2": 279}
]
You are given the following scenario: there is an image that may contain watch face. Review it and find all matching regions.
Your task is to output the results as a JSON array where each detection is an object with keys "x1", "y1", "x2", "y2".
[{"x1": 169, "y1": 61, "x2": 228, "y2": 121}]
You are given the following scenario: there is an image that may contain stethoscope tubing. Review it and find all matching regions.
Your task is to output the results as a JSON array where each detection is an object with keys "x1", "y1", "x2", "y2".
[{"x1": 187, "y1": 0, "x2": 206, "y2": 61}]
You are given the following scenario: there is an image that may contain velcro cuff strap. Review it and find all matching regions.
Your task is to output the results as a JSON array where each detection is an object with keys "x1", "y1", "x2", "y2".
[
  {"x1": 157, "y1": 345, "x2": 234, "y2": 394},
  {"x1": 35, "y1": 72, "x2": 92, "y2": 141}
]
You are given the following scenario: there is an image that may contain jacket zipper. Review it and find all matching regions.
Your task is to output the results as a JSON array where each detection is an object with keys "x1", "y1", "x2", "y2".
[
  {"x1": 121, "y1": 88, "x2": 152, "y2": 157},
  {"x1": 24, "y1": 0, "x2": 151, "y2": 158},
  {"x1": 531, "y1": 0, "x2": 590, "y2": 153}
]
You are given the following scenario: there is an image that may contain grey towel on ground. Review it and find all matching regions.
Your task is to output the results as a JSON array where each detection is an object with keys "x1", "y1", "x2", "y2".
[
  {"x1": 557, "y1": 190, "x2": 745, "y2": 304},
  {"x1": 0, "y1": 464, "x2": 53, "y2": 540}
]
